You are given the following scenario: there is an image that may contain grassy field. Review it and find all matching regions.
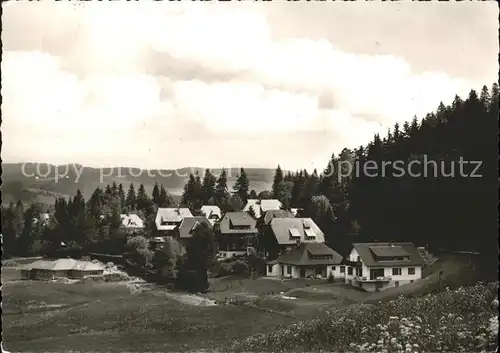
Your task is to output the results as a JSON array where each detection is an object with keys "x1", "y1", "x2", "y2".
[
  {"x1": 2, "y1": 254, "x2": 483, "y2": 352},
  {"x1": 2, "y1": 277, "x2": 297, "y2": 352}
]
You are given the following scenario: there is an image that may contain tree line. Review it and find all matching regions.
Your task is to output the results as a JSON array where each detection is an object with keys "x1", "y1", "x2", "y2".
[{"x1": 1, "y1": 181, "x2": 175, "y2": 257}]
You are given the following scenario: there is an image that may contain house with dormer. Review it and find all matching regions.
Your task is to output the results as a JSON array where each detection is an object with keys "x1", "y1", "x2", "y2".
[
  {"x1": 216, "y1": 212, "x2": 258, "y2": 259},
  {"x1": 154, "y1": 207, "x2": 193, "y2": 236},
  {"x1": 263, "y1": 218, "x2": 325, "y2": 259},
  {"x1": 343, "y1": 242, "x2": 425, "y2": 292},
  {"x1": 266, "y1": 242, "x2": 343, "y2": 279}
]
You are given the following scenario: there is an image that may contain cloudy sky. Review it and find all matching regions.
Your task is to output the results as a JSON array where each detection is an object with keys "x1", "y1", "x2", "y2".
[{"x1": 2, "y1": 1, "x2": 498, "y2": 171}]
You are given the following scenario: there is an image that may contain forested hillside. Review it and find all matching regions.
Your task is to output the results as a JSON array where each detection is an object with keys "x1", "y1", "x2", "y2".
[{"x1": 277, "y1": 84, "x2": 498, "y2": 278}]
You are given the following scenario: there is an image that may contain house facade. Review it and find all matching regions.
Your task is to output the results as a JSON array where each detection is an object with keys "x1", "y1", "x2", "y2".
[
  {"x1": 217, "y1": 212, "x2": 258, "y2": 259},
  {"x1": 154, "y1": 208, "x2": 193, "y2": 235},
  {"x1": 343, "y1": 242, "x2": 425, "y2": 292},
  {"x1": 200, "y1": 205, "x2": 222, "y2": 225},
  {"x1": 243, "y1": 199, "x2": 283, "y2": 219},
  {"x1": 266, "y1": 242, "x2": 343, "y2": 279}
]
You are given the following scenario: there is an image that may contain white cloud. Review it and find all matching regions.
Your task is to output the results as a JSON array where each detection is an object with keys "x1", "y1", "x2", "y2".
[{"x1": 1, "y1": 1, "x2": 483, "y2": 171}]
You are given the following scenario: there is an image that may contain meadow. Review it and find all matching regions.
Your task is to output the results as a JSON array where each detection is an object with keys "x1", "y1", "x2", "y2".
[{"x1": 2, "y1": 255, "x2": 495, "y2": 352}]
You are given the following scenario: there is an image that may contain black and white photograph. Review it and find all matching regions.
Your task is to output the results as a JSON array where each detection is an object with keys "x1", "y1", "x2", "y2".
[{"x1": 1, "y1": 1, "x2": 498, "y2": 352}]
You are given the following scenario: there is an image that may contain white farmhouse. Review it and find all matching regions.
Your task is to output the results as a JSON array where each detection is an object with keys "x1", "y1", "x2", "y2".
[
  {"x1": 266, "y1": 242, "x2": 343, "y2": 279},
  {"x1": 343, "y1": 242, "x2": 425, "y2": 292}
]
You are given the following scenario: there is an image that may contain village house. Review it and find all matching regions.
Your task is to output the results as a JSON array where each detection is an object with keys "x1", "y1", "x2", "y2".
[
  {"x1": 200, "y1": 205, "x2": 222, "y2": 225},
  {"x1": 260, "y1": 209, "x2": 295, "y2": 226},
  {"x1": 342, "y1": 242, "x2": 425, "y2": 292},
  {"x1": 21, "y1": 259, "x2": 104, "y2": 280},
  {"x1": 263, "y1": 218, "x2": 326, "y2": 259},
  {"x1": 120, "y1": 213, "x2": 144, "y2": 235},
  {"x1": 243, "y1": 199, "x2": 283, "y2": 219},
  {"x1": 154, "y1": 207, "x2": 193, "y2": 236},
  {"x1": 176, "y1": 216, "x2": 213, "y2": 253},
  {"x1": 216, "y1": 212, "x2": 258, "y2": 259},
  {"x1": 266, "y1": 242, "x2": 343, "y2": 279},
  {"x1": 257, "y1": 209, "x2": 294, "y2": 255}
]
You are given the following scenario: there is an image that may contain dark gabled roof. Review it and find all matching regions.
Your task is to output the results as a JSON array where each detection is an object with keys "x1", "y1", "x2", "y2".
[
  {"x1": 220, "y1": 212, "x2": 258, "y2": 235},
  {"x1": 262, "y1": 209, "x2": 294, "y2": 225},
  {"x1": 178, "y1": 217, "x2": 213, "y2": 239},
  {"x1": 369, "y1": 245, "x2": 409, "y2": 258},
  {"x1": 270, "y1": 242, "x2": 343, "y2": 266},
  {"x1": 352, "y1": 242, "x2": 425, "y2": 267}
]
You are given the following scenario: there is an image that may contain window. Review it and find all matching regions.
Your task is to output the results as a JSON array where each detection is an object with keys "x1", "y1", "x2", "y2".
[
  {"x1": 267, "y1": 265, "x2": 273, "y2": 273},
  {"x1": 340, "y1": 266, "x2": 345, "y2": 273},
  {"x1": 332, "y1": 266, "x2": 336, "y2": 271},
  {"x1": 408, "y1": 267, "x2": 415, "y2": 275},
  {"x1": 355, "y1": 268, "x2": 363, "y2": 277},
  {"x1": 356, "y1": 256, "x2": 360, "y2": 262},
  {"x1": 347, "y1": 267, "x2": 353, "y2": 275},
  {"x1": 392, "y1": 268, "x2": 402, "y2": 276},
  {"x1": 287, "y1": 265, "x2": 292, "y2": 275}
]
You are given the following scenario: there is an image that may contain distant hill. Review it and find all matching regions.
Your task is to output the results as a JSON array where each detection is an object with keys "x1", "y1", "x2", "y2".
[{"x1": 1, "y1": 163, "x2": 279, "y2": 206}]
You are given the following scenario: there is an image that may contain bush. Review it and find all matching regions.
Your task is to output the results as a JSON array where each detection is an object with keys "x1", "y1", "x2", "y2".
[
  {"x1": 210, "y1": 259, "x2": 250, "y2": 277},
  {"x1": 211, "y1": 262, "x2": 233, "y2": 277},
  {"x1": 233, "y1": 260, "x2": 248, "y2": 274}
]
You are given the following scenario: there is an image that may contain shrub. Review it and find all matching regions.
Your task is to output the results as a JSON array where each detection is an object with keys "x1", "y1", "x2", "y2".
[{"x1": 232, "y1": 260, "x2": 248, "y2": 275}]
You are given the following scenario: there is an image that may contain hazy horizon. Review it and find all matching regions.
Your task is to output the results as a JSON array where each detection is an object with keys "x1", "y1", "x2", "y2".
[{"x1": 2, "y1": 1, "x2": 498, "y2": 171}]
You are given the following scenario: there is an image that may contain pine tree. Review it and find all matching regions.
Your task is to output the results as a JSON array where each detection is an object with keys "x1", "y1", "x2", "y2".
[
  {"x1": 159, "y1": 185, "x2": 173, "y2": 207},
  {"x1": 118, "y1": 183, "x2": 126, "y2": 211},
  {"x1": 136, "y1": 184, "x2": 149, "y2": 212},
  {"x1": 214, "y1": 168, "x2": 229, "y2": 205},
  {"x1": 272, "y1": 165, "x2": 284, "y2": 198},
  {"x1": 249, "y1": 189, "x2": 258, "y2": 199},
  {"x1": 105, "y1": 184, "x2": 113, "y2": 197},
  {"x1": 152, "y1": 182, "x2": 161, "y2": 206},
  {"x1": 111, "y1": 182, "x2": 118, "y2": 196},
  {"x1": 201, "y1": 169, "x2": 217, "y2": 205},
  {"x1": 126, "y1": 183, "x2": 136, "y2": 210},
  {"x1": 193, "y1": 172, "x2": 203, "y2": 209},
  {"x1": 233, "y1": 168, "x2": 250, "y2": 203},
  {"x1": 182, "y1": 174, "x2": 197, "y2": 208}
]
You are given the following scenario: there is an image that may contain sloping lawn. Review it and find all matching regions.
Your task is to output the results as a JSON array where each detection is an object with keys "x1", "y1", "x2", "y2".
[
  {"x1": 2, "y1": 280, "x2": 295, "y2": 352},
  {"x1": 229, "y1": 281, "x2": 499, "y2": 353}
]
